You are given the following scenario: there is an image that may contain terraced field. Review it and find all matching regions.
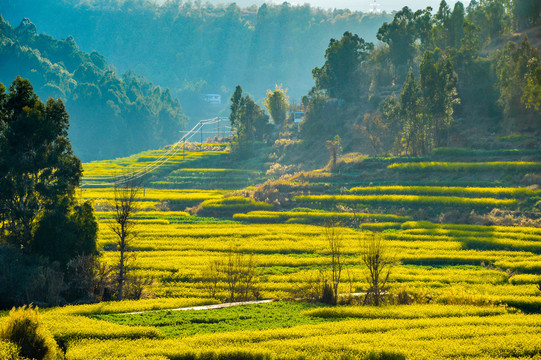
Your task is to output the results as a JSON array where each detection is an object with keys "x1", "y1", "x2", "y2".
[
  {"x1": 6, "y1": 146, "x2": 540, "y2": 359},
  {"x1": 82, "y1": 143, "x2": 266, "y2": 190}
]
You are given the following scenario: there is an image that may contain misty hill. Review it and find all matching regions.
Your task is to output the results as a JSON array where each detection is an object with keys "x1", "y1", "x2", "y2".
[
  {"x1": 0, "y1": 0, "x2": 392, "y2": 117},
  {"x1": 0, "y1": 16, "x2": 187, "y2": 161}
]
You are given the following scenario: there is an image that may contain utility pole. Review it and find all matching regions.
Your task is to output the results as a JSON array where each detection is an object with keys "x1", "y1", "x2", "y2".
[{"x1": 200, "y1": 125, "x2": 203, "y2": 151}]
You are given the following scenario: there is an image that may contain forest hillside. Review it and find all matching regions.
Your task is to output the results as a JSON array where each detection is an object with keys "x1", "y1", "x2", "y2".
[
  {"x1": 0, "y1": 16, "x2": 187, "y2": 161},
  {"x1": 0, "y1": 0, "x2": 392, "y2": 118}
]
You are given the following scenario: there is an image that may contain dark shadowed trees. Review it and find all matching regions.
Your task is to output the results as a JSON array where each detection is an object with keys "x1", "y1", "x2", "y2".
[{"x1": 0, "y1": 76, "x2": 82, "y2": 249}]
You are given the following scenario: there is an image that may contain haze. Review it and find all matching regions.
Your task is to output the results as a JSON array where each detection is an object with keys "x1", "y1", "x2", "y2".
[{"x1": 153, "y1": 0, "x2": 471, "y2": 12}]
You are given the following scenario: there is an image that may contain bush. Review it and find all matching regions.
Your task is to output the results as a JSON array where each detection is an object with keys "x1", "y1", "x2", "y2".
[
  {"x1": 197, "y1": 196, "x2": 273, "y2": 217},
  {"x1": 180, "y1": 350, "x2": 273, "y2": 360},
  {"x1": 0, "y1": 340, "x2": 20, "y2": 360},
  {"x1": 364, "y1": 351, "x2": 406, "y2": 360},
  {"x1": 0, "y1": 306, "x2": 62, "y2": 360}
]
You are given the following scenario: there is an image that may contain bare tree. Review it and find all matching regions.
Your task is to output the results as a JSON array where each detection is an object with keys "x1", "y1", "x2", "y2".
[
  {"x1": 325, "y1": 222, "x2": 343, "y2": 305},
  {"x1": 214, "y1": 244, "x2": 259, "y2": 302},
  {"x1": 325, "y1": 135, "x2": 342, "y2": 172},
  {"x1": 110, "y1": 178, "x2": 140, "y2": 301},
  {"x1": 361, "y1": 232, "x2": 395, "y2": 306},
  {"x1": 202, "y1": 258, "x2": 223, "y2": 299}
]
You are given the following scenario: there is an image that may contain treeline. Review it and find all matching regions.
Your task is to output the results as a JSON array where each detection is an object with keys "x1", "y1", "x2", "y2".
[
  {"x1": 0, "y1": 0, "x2": 392, "y2": 114},
  {"x1": 0, "y1": 77, "x2": 100, "y2": 308},
  {"x1": 0, "y1": 77, "x2": 147, "y2": 308},
  {"x1": 0, "y1": 16, "x2": 187, "y2": 161},
  {"x1": 297, "y1": 0, "x2": 541, "y2": 158}
]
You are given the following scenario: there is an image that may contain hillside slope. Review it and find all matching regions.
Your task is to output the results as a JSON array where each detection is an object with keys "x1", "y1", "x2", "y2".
[
  {"x1": 0, "y1": 0, "x2": 391, "y2": 115},
  {"x1": 0, "y1": 16, "x2": 187, "y2": 161}
]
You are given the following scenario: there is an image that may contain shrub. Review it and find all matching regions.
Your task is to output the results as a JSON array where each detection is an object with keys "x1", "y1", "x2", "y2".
[
  {"x1": 181, "y1": 350, "x2": 273, "y2": 360},
  {"x1": 0, "y1": 306, "x2": 62, "y2": 360},
  {"x1": 197, "y1": 197, "x2": 273, "y2": 217},
  {"x1": 364, "y1": 351, "x2": 406, "y2": 360},
  {"x1": 0, "y1": 340, "x2": 20, "y2": 360},
  {"x1": 388, "y1": 161, "x2": 541, "y2": 172}
]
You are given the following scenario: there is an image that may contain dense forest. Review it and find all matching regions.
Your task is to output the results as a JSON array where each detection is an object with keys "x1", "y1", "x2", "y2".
[
  {"x1": 216, "y1": 0, "x2": 541, "y2": 165},
  {"x1": 0, "y1": 16, "x2": 187, "y2": 161},
  {"x1": 0, "y1": 0, "x2": 391, "y2": 117},
  {"x1": 291, "y1": 0, "x2": 541, "y2": 159},
  {"x1": 2, "y1": 0, "x2": 540, "y2": 164}
]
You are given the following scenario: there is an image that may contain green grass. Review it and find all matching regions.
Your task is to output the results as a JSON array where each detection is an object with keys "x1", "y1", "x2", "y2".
[
  {"x1": 348, "y1": 185, "x2": 540, "y2": 199},
  {"x1": 294, "y1": 194, "x2": 517, "y2": 209},
  {"x1": 91, "y1": 302, "x2": 328, "y2": 337},
  {"x1": 233, "y1": 211, "x2": 411, "y2": 224},
  {"x1": 430, "y1": 147, "x2": 541, "y2": 158},
  {"x1": 198, "y1": 197, "x2": 274, "y2": 217},
  {"x1": 302, "y1": 304, "x2": 508, "y2": 319},
  {"x1": 388, "y1": 161, "x2": 541, "y2": 172}
]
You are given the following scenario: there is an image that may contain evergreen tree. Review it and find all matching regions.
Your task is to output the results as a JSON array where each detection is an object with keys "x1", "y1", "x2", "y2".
[
  {"x1": 512, "y1": 0, "x2": 541, "y2": 30},
  {"x1": 0, "y1": 77, "x2": 82, "y2": 248},
  {"x1": 523, "y1": 58, "x2": 541, "y2": 111},
  {"x1": 496, "y1": 37, "x2": 540, "y2": 128},
  {"x1": 312, "y1": 32, "x2": 373, "y2": 102},
  {"x1": 0, "y1": 76, "x2": 97, "y2": 267},
  {"x1": 419, "y1": 52, "x2": 459, "y2": 148},
  {"x1": 229, "y1": 86, "x2": 270, "y2": 157},
  {"x1": 399, "y1": 71, "x2": 425, "y2": 156}
]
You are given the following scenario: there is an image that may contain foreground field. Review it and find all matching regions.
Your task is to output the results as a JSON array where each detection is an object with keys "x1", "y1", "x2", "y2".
[
  {"x1": 33, "y1": 302, "x2": 541, "y2": 360},
  {"x1": 4, "y1": 146, "x2": 538, "y2": 359}
]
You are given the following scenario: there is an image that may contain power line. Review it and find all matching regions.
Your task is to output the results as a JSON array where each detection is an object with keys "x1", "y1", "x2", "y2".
[{"x1": 82, "y1": 117, "x2": 230, "y2": 187}]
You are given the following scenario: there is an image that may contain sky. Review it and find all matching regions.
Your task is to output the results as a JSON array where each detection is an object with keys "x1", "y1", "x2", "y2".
[{"x1": 153, "y1": 0, "x2": 471, "y2": 13}]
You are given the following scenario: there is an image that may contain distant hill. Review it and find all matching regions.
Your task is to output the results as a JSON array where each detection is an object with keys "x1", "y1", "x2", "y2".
[
  {"x1": 0, "y1": 16, "x2": 187, "y2": 161},
  {"x1": 0, "y1": 0, "x2": 392, "y2": 118}
]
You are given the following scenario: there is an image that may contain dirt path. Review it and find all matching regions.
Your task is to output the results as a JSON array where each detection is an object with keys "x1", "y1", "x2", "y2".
[{"x1": 123, "y1": 299, "x2": 274, "y2": 315}]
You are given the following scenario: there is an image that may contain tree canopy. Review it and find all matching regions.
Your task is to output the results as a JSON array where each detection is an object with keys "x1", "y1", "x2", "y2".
[
  {"x1": 0, "y1": 76, "x2": 96, "y2": 264},
  {"x1": 0, "y1": 16, "x2": 187, "y2": 161},
  {"x1": 299, "y1": 0, "x2": 540, "y2": 157}
]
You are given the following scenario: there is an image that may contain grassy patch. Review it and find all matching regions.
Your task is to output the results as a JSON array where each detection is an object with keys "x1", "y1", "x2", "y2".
[{"x1": 91, "y1": 301, "x2": 329, "y2": 337}]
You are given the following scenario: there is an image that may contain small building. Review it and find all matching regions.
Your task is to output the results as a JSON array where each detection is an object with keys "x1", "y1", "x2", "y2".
[
  {"x1": 200, "y1": 94, "x2": 222, "y2": 105},
  {"x1": 293, "y1": 111, "x2": 304, "y2": 123}
]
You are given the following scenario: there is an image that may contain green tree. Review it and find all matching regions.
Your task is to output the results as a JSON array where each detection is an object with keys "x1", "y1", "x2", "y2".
[
  {"x1": 431, "y1": 1, "x2": 465, "y2": 50},
  {"x1": 419, "y1": 52, "x2": 460, "y2": 148},
  {"x1": 0, "y1": 77, "x2": 82, "y2": 249},
  {"x1": 264, "y1": 85, "x2": 289, "y2": 128},
  {"x1": 449, "y1": 2, "x2": 466, "y2": 49},
  {"x1": 523, "y1": 58, "x2": 541, "y2": 110},
  {"x1": 229, "y1": 85, "x2": 245, "y2": 144},
  {"x1": 377, "y1": 7, "x2": 432, "y2": 70},
  {"x1": 399, "y1": 71, "x2": 426, "y2": 156},
  {"x1": 312, "y1": 31, "x2": 373, "y2": 102},
  {"x1": 433, "y1": 0, "x2": 452, "y2": 48},
  {"x1": 31, "y1": 200, "x2": 97, "y2": 266},
  {"x1": 496, "y1": 37, "x2": 540, "y2": 126},
  {"x1": 512, "y1": 0, "x2": 541, "y2": 30},
  {"x1": 229, "y1": 85, "x2": 270, "y2": 157},
  {"x1": 467, "y1": 0, "x2": 508, "y2": 42},
  {"x1": 299, "y1": 90, "x2": 337, "y2": 144}
]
